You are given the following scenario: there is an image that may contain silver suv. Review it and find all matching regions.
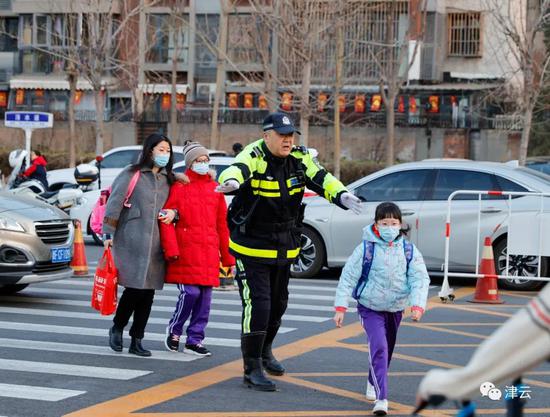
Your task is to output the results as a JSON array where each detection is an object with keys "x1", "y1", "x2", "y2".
[{"x1": 0, "y1": 192, "x2": 74, "y2": 294}]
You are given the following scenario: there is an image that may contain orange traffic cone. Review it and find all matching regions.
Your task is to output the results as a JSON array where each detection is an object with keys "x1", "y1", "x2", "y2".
[
  {"x1": 469, "y1": 237, "x2": 503, "y2": 304},
  {"x1": 70, "y1": 220, "x2": 89, "y2": 276}
]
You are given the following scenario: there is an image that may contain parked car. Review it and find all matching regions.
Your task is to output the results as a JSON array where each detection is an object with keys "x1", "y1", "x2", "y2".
[
  {"x1": 294, "y1": 159, "x2": 550, "y2": 290},
  {"x1": 47, "y1": 145, "x2": 227, "y2": 190},
  {"x1": 0, "y1": 192, "x2": 74, "y2": 294},
  {"x1": 525, "y1": 156, "x2": 550, "y2": 175},
  {"x1": 71, "y1": 156, "x2": 236, "y2": 245}
]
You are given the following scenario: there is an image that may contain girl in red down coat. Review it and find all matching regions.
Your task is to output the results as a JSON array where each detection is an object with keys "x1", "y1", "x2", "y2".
[{"x1": 160, "y1": 141, "x2": 234, "y2": 357}]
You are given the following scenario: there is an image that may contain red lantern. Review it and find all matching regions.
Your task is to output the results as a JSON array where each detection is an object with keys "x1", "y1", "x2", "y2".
[
  {"x1": 338, "y1": 95, "x2": 346, "y2": 113},
  {"x1": 228, "y1": 93, "x2": 239, "y2": 109},
  {"x1": 35, "y1": 89, "x2": 44, "y2": 98},
  {"x1": 450, "y1": 95, "x2": 458, "y2": 106},
  {"x1": 15, "y1": 89, "x2": 25, "y2": 105},
  {"x1": 244, "y1": 93, "x2": 254, "y2": 109},
  {"x1": 397, "y1": 96, "x2": 405, "y2": 113},
  {"x1": 74, "y1": 90, "x2": 83, "y2": 105},
  {"x1": 259, "y1": 95, "x2": 268, "y2": 109},
  {"x1": 0, "y1": 91, "x2": 7, "y2": 107},
  {"x1": 161, "y1": 93, "x2": 171, "y2": 110},
  {"x1": 176, "y1": 93, "x2": 185, "y2": 111},
  {"x1": 354, "y1": 95, "x2": 366, "y2": 113},
  {"x1": 428, "y1": 95, "x2": 439, "y2": 113},
  {"x1": 409, "y1": 96, "x2": 418, "y2": 114},
  {"x1": 317, "y1": 93, "x2": 328, "y2": 112},
  {"x1": 371, "y1": 94, "x2": 382, "y2": 112},
  {"x1": 281, "y1": 92, "x2": 292, "y2": 111}
]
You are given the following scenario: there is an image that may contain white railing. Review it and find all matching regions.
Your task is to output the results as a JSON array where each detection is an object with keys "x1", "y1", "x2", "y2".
[{"x1": 439, "y1": 190, "x2": 550, "y2": 301}]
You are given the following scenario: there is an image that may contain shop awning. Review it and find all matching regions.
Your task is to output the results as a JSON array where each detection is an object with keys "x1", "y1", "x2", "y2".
[
  {"x1": 138, "y1": 84, "x2": 189, "y2": 94},
  {"x1": 9, "y1": 76, "x2": 94, "y2": 91}
]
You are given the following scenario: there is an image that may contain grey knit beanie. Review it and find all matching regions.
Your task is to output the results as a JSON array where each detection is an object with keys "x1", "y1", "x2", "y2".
[{"x1": 183, "y1": 141, "x2": 208, "y2": 168}]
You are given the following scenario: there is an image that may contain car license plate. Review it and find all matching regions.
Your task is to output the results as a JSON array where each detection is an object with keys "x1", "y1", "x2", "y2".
[{"x1": 51, "y1": 247, "x2": 71, "y2": 263}]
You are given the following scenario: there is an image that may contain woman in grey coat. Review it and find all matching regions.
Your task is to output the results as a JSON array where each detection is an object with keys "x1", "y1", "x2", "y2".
[{"x1": 103, "y1": 133, "x2": 177, "y2": 357}]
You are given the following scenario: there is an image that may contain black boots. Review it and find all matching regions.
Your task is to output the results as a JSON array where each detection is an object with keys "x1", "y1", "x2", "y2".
[
  {"x1": 109, "y1": 325, "x2": 123, "y2": 352},
  {"x1": 262, "y1": 326, "x2": 285, "y2": 376},
  {"x1": 241, "y1": 331, "x2": 276, "y2": 391},
  {"x1": 129, "y1": 337, "x2": 152, "y2": 357},
  {"x1": 262, "y1": 344, "x2": 285, "y2": 376}
]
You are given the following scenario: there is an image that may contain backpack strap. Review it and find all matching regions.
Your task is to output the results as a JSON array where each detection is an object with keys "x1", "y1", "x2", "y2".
[
  {"x1": 123, "y1": 170, "x2": 140, "y2": 208},
  {"x1": 352, "y1": 240, "x2": 375, "y2": 300},
  {"x1": 403, "y1": 239, "x2": 414, "y2": 272}
]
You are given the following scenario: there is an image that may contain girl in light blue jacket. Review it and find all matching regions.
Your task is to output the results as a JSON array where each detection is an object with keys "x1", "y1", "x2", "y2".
[{"x1": 333, "y1": 202, "x2": 429, "y2": 416}]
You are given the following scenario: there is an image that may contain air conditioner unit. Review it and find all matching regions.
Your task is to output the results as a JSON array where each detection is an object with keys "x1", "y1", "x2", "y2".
[{"x1": 196, "y1": 83, "x2": 217, "y2": 104}]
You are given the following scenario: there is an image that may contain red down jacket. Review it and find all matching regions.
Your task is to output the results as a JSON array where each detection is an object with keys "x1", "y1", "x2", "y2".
[{"x1": 160, "y1": 170, "x2": 234, "y2": 286}]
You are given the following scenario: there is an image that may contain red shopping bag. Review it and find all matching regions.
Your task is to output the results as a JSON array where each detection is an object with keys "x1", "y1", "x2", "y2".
[{"x1": 91, "y1": 248, "x2": 118, "y2": 315}]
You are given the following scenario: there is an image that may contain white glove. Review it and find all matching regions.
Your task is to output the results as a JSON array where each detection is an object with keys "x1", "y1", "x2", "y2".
[
  {"x1": 215, "y1": 179, "x2": 240, "y2": 193},
  {"x1": 341, "y1": 192, "x2": 362, "y2": 215}
]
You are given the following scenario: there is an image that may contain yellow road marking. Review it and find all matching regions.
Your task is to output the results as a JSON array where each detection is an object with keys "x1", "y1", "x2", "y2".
[{"x1": 66, "y1": 287, "x2": 522, "y2": 417}]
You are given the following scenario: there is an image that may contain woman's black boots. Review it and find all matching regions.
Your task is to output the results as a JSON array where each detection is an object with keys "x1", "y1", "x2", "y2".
[
  {"x1": 109, "y1": 325, "x2": 123, "y2": 352},
  {"x1": 129, "y1": 337, "x2": 152, "y2": 357},
  {"x1": 241, "y1": 331, "x2": 276, "y2": 391}
]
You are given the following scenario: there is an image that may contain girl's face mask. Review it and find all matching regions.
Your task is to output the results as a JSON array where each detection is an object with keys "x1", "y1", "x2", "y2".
[
  {"x1": 191, "y1": 161, "x2": 210, "y2": 175},
  {"x1": 377, "y1": 225, "x2": 401, "y2": 242}
]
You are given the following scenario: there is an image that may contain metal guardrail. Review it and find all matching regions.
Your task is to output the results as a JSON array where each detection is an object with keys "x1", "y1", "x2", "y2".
[{"x1": 439, "y1": 189, "x2": 550, "y2": 301}]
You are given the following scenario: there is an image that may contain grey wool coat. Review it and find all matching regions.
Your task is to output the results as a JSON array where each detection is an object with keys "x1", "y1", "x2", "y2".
[{"x1": 103, "y1": 165, "x2": 171, "y2": 290}]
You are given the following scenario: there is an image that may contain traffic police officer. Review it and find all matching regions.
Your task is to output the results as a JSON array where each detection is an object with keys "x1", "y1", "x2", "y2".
[{"x1": 217, "y1": 112, "x2": 362, "y2": 391}]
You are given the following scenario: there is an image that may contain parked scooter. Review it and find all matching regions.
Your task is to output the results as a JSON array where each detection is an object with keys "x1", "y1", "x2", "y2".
[{"x1": 6, "y1": 149, "x2": 90, "y2": 213}]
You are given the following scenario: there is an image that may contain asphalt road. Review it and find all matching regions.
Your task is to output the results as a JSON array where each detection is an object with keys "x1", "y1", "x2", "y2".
[{"x1": 0, "y1": 239, "x2": 547, "y2": 417}]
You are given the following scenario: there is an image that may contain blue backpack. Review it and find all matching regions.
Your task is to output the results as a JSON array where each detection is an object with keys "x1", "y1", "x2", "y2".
[{"x1": 352, "y1": 240, "x2": 414, "y2": 300}]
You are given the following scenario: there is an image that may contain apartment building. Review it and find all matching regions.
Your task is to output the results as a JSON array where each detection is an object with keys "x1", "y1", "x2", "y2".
[{"x1": 0, "y1": 0, "x2": 539, "y2": 159}]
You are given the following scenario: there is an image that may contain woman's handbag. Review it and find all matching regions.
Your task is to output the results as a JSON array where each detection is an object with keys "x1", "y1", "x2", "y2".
[{"x1": 91, "y1": 248, "x2": 118, "y2": 315}]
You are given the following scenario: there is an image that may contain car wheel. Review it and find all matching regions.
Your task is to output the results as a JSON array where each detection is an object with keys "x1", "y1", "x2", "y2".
[
  {"x1": 0, "y1": 284, "x2": 29, "y2": 295},
  {"x1": 88, "y1": 215, "x2": 104, "y2": 247},
  {"x1": 494, "y1": 238, "x2": 546, "y2": 291},
  {"x1": 291, "y1": 227, "x2": 325, "y2": 278}
]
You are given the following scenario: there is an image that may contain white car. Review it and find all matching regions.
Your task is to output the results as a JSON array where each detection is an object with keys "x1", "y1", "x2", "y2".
[
  {"x1": 71, "y1": 156, "x2": 235, "y2": 245},
  {"x1": 294, "y1": 159, "x2": 550, "y2": 290},
  {"x1": 47, "y1": 145, "x2": 227, "y2": 190}
]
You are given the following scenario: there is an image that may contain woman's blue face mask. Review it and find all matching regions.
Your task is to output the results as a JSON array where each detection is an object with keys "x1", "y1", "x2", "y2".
[{"x1": 153, "y1": 154, "x2": 170, "y2": 168}]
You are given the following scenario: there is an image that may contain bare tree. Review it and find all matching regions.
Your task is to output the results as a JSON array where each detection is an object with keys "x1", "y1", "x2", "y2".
[
  {"x1": 40, "y1": 0, "x2": 157, "y2": 155},
  {"x1": 353, "y1": 0, "x2": 426, "y2": 166},
  {"x1": 486, "y1": 0, "x2": 550, "y2": 165},
  {"x1": 210, "y1": 0, "x2": 232, "y2": 149}
]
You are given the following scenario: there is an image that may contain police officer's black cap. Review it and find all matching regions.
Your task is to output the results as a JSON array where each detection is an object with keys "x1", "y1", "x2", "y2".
[{"x1": 262, "y1": 112, "x2": 301, "y2": 135}]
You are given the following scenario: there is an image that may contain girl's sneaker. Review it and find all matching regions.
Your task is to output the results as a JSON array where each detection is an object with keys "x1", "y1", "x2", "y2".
[
  {"x1": 184, "y1": 343, "x2": 212, "y2": 357},
  {"x1": 164, "y1": 329, "x2": 180, "y2": 352},
  {"x1": 366, "y1": 381, "x2": 376, "y2": 401},
  {"x1": 373, "y1": 399, "x2": 388, "y2": 416}
]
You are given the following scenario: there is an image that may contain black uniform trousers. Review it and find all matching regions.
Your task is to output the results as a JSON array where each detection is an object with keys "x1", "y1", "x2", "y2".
[
  {"x1": 113, "y1": 288, "x2": 155, "y2": 339},
  {"x1": 235, "y1": 257, "x2": 290, "y2": 335}
]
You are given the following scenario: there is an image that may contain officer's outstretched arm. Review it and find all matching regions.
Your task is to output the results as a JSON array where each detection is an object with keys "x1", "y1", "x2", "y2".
[
  {"x1": 218, "y1": 143, "x2": 259, "y2": 193},
  {"x1": 295, "y1": 150, "x2": 348, "y2": 209},
  {"x1": 417, "y1": 284, "x2": 550, "y2": 403}
]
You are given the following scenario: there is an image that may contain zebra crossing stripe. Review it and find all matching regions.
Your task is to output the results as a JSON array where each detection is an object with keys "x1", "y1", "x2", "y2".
[
  {"x1": 0, "y1": 382, "x2": 86, "y2": 401},
  {"x1": 0, "y1": 338, "x2": 199, "y2": 362},
  {"x1": 0, "y1": 306, "x2": 296, "y2": 333},
  {"x1": 0, "y1": 358, "x2": 151, "y2": 380},
  {"x1": 45, "y1": 279, "x2": 339, "y2": 293},
  {"x1": 0, "y1": 320, "x2": 241, "y2": 347},
  {"x1": 24, "y1": 286, "x2": 337, "y2": 303},
  {"x1": 0, "y1": 296, "x2": 330, "y2": 322}
]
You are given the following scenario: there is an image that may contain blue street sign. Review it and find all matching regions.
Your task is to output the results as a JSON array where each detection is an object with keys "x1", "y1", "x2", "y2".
[{"x1": 4, "y1": 111, "x2": 53, "y2": 129}]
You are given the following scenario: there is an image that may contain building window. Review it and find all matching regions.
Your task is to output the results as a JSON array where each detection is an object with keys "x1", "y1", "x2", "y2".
[
  {"x1": 448, "y1": 12, "x2": 482, "y2": 57},
  {"x1": 146, "y1": 14, "x2": 189, "y2": 65},
  {"x1": 0, "y1": 17, "x2": 18, "y2": 51}
]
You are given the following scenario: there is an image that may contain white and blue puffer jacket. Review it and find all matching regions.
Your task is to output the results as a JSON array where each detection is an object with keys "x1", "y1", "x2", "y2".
[{"x1": 334, "y1": 224, "x2": 430, "y2": 312}]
